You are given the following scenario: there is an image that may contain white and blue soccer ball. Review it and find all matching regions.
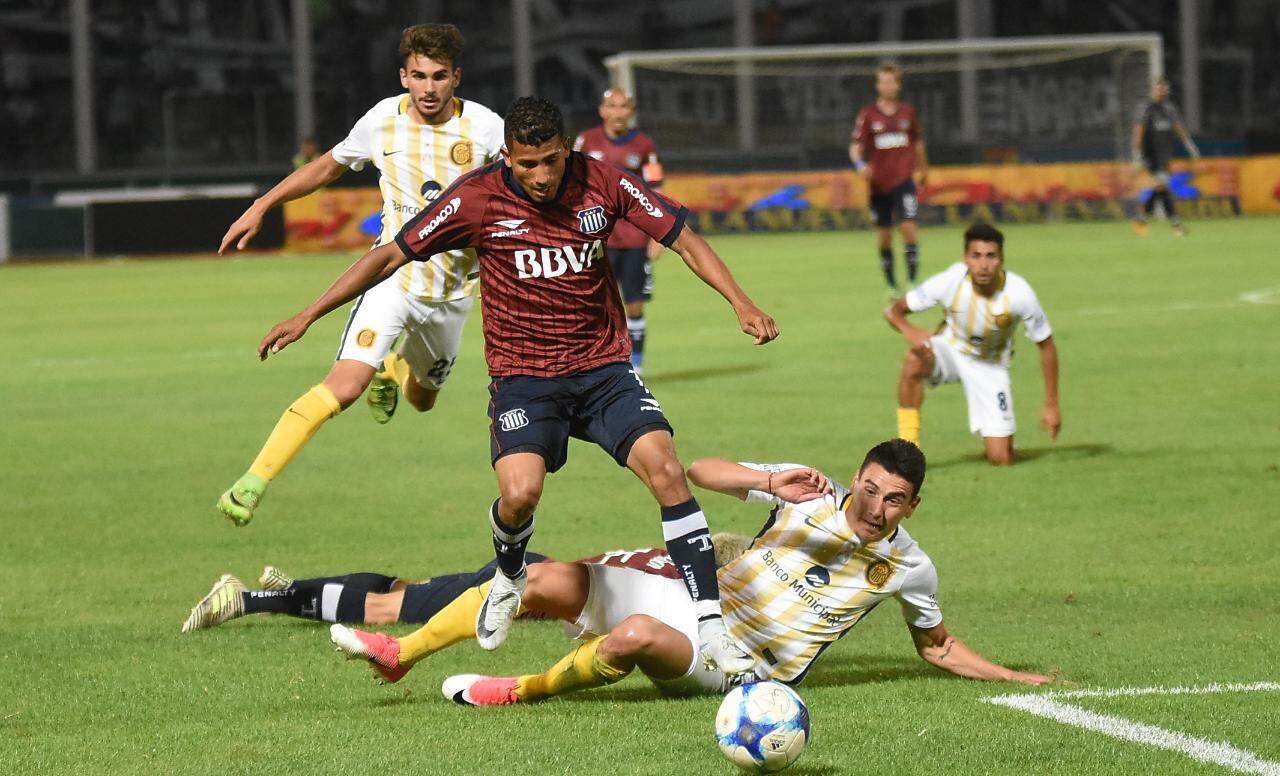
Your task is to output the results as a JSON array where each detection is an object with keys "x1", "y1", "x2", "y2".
[{"x1": 715, "y1": 680, "x2": 810, "y2": 773}]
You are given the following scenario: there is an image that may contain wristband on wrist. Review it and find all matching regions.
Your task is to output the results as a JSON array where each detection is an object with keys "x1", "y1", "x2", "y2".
[{"x1": 854, "y1": 160, "x2": 867, "y2": 172}]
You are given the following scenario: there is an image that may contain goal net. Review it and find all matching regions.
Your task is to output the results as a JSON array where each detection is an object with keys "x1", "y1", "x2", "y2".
[{"x1": 605, "y1": 34, "x2": 1161, "y2": 171}]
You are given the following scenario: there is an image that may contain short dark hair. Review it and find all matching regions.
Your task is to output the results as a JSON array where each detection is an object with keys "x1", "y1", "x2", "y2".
[
  {"x1": 859, "y1": 439, "x2": 926, "y2": 498},
  {"x1": 504, "y1": 97, "x2": 565, "y2": 148},
  {"x1": 399, "y1": 23, "x2": 463, "y2": 68},
  {"x1": 963, "y1": 221, "x2": 1004, "y2": 254}
]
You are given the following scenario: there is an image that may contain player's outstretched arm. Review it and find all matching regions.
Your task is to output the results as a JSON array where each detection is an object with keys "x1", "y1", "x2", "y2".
[
  {"x1": 1037, "y1": 335, "x2": 1061, "y2": 440},
  {"x1": 668, "y1": 227, "x2": 778, "y2": 345},
  {"x1": 219, "y1": 153, "x2": 348, "y2": 254},
  {"x1": 688, "y1": 459, "x2": 831, "y2": 503},
  {"x1": 258, "y1": 242, "x2": 411, "y2": 360},
  {"x1": 909, "y1": 623, "x2": 1051, "y2": 685}
]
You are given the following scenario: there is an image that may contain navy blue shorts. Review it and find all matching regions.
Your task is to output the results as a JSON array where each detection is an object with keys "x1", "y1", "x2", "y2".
[
  {"x1": 870, "y1": 179, "x2": 919, "y2": 227},
  {"x1": 609, "y1": 247, "x2": 653, "y2": 304},
  {"x1": 398, "y1": 553, "x2": 549, "y2": 623},
  {"x1": 487, "y1": 361, "x2": 673, "y2": 473}
]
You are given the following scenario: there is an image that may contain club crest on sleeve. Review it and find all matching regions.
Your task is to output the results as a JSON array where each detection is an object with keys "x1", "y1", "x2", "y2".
[
  {"x1": 577, "y1": 206, "x2": 607, "y2": 234},
  {"x1": 356, "y1": 329, "x2": 376, "y2": 348},
  {"x1": 498, "y1": 408, "x2": 529, "y2": 431}
]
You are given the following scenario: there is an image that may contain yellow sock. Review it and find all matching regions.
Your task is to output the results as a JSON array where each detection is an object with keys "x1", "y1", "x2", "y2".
[
  {"x1": 514, "y1": 635, "x2": 629, "y2": 701},
  {"x1": 897, "y1": 407, "x2": 921, "y2": 445},
  {"x1": 248, "y1": 385, "x2": 341, "y2": 481},
  {"x1": 398, "y1": 581, "x2": 496, "y2": 665},
  {"x1": 382, "y1": 353, "x2": 412, "y2": 390}
]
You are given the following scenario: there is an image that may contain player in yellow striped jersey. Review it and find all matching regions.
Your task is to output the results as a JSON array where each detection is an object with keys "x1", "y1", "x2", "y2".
[
  {"x1": 215, "y1": 24, "x2": 503, "y2": 526},
  {"x1": 328, "y1": 440, "x2": 1050, "y2": 702},
  {"x1": 886, "y1": 222, "x2": 1060, "y2": 465}
]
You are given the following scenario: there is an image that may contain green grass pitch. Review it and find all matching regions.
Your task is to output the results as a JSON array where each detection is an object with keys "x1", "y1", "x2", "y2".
[{"x1": 1, "y1": 218, "x2": 1277, "y2": 774}]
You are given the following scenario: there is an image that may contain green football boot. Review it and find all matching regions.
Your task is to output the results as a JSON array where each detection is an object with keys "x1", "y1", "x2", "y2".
[
  {"x1": 217, "y1": 472, "x2": 268, "y2": 526},
  {"x1": 366, "y1": 371, "x2": 400, "y2": 425}
]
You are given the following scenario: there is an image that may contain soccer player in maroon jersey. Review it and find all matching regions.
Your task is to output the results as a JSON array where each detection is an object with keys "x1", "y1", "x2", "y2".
[
  {"x1": 573, "y1": 88, "x2": 665, "y2": 374},
  {"x1": 849, "y1": 63, "x2": 929, "y2": 296},
  {"x1": 258, "y1": 97, "x2": 777, "y2": 677}
]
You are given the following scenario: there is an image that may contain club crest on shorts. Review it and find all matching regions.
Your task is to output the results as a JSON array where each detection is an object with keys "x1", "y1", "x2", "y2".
[
  {"x1": 355, "y1": 329, "x2": 376, "y2": 348},
  {"x1": 498, "y1": 408, "x2": 529, "y2": 431},
  {"x1": 865, "y1": 559, "x2": 893, "y2": 589},
  {"x1": 449, "y1": 140, "x2": 473, "y2": 165},
  {"x1": 577, "y1": 206, "x2": 607, "y2": 234}
]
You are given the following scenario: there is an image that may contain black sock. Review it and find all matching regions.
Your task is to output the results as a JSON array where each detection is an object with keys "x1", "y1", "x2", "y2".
[
  {"x1": 290, "y1": 572, "x2": 397, "y2": 594},
  {"x1": 490, "y1": 498, "x2": 533, "y2": 579},
  {"x1": 241, "y1": 580, "x2": 370, "y2": 622},
  {"x1": 879, "y1": 247, "x2": 896, "y2": 288},
  {"x1": 905, "y1": 243, "x2": 919, "y2": 283},
  {"x1": 627, "y1": 316, "x2": 646, "y2": 363},
  {"x1": 1143, "y1": 192, "x2": 1156, "y2": 217},
  {"x1": 1159, "y1": 190, "x2": 1178, "y2": 223},
  {"x1": 660, "y1": 499, "x2": 721, "y2": 621}
]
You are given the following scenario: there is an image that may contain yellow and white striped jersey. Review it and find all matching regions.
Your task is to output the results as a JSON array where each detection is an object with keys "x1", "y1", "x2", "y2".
[
  {"x1": 719, "y1": 464, "x2": 942, "y2": 684},
  {"x1": 330, "y1": 95, "x2": 504, "y2": 302},
  {"x1": 905, "y1": 262, "x2": 1052, "y2": 366}
]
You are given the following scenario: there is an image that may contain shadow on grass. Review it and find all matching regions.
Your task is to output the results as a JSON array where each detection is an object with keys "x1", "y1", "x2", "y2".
[
  {"x1": 645, "y1": 362, "x2": 766, "y2": 384},
  {"x1": 925, "y1": 442, "x2": 1113, "y2": 470}
]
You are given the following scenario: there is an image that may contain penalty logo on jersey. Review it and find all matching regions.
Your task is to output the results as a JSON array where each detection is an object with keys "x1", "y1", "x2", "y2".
[{"x1": 577, "y1": 206, "x2": 607, "y2": 234}]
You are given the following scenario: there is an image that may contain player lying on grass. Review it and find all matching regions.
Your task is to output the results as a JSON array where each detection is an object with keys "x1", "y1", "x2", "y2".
[
  {"x1": 181, "y1": 536, "x2": 750, "y2": 632},
  {"x1": 330, "y1": 440, "x2": 1051, "y2": 700}
]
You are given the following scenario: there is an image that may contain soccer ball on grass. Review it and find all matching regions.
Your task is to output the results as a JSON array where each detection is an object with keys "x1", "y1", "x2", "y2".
[{"x1": 715, "y1": 680, "x2": 810, "y2": 773}]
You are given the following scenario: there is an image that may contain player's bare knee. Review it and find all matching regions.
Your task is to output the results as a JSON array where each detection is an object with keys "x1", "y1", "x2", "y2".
[
  {"x1": 500, "y1": 482, "x2": 543, "y2": 519},
  {"x1": 985, "y1": 443, "x2": 1015, "y2": 466},
  {"x1": 603, "y1": 615, "x2": 663, "y2": 658},
  {"x1": 647, "y1": 457, "x2": 690, "y2": 501}
]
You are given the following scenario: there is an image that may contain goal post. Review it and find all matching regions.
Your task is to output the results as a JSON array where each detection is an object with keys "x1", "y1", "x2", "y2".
[{"x1": 605, "y1": 34, "x2": 1162, "y2": 170}]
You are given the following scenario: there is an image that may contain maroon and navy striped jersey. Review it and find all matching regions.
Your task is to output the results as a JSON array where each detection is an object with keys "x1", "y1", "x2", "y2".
[
  {"x1": 578, "y1": 547, "x2": 681, "y2": 579},
  {"x1": 395, "y1": 152, "x2": 687, "y2": 377},
  {"x1": 573, "y1": 127, "x2": 663, "y2": 250}
]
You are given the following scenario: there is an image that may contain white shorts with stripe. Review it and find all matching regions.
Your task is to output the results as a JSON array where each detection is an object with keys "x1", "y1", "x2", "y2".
[
  {"x1": 572, "y1": 564, "x2": 763, "y2": 696},
  {"x1": 928, "y1": 335, "x2": 1015, "y2": 437},
  {"x1": 336, "y1": 274, "x2": 473, "y2": 389}
]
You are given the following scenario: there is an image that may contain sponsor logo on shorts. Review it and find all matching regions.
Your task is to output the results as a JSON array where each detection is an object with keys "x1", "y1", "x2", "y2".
[
  {"x1": 498, "y1": 408, "x2": 529, "y2": 431},
  {"x1": 417, "y1": 197, "x2": 462, "y2": 239},
  {"x1": 865, "y1": 559, "x2": 893, "y2": 589},
  {"x1": 577, "y1": 206, "x2": 607, "y2": 234},
  {"x1": 619, "y1": 178, "x2": 663, "y2": 218},
  {"x1": 640, "y1": 397, "x2": 663, "y2": 413},
  {"x1": 356, "y1": 329, "x2": 376, "y2": 348},
  {"x1": 449, "y1": 140, "x2": 473, "y2": 165}
]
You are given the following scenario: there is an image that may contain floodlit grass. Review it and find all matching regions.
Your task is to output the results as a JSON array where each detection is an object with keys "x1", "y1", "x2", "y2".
[{"x1": 1, "y1": 218, "x2": 1277, "y2": 774}]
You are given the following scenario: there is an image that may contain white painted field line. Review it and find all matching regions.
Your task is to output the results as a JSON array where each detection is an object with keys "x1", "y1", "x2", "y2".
[
  {"x1": 1240, "y1": 287, "x2": 1280, "y2": 305},
  {"x1": 1043, "y1": 681, "x2": 1280, "y2": 700},
  {"x1": 988, "y1": 682, "x2": 1280, "y2": 775}
]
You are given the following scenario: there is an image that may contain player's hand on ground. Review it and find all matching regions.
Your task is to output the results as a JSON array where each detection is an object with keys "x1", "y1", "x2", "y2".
[
  {"x1": 258, "y1": 314, "x2": 312, "y2": 360},
  {"x1": 219, "y1": 209, "x2": 264, "y2": 255},
  {"x1": 769, "y1": 467, "x2": 833, "y2": 503},
  {"x1": 1009, "y1": 670, "x2": 1053, "y2": 686},
  {"x1": 1041, "y1": 403, "x2": 1061, "y2": 440},
  {"x1": 736, "y1": 304, "x2": 778, "y2": 345}
]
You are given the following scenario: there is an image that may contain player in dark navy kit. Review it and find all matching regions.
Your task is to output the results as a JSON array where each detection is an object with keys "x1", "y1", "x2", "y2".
[
  {"x1": 258, "y1": 97, "x2": 777, "y2": 679},
  {"x1": 574, "y1": 88, "x2": 665, "y2": 373},
  {"x1": 850, "y1": 63, "x2": 928, "y2": 297},
  {"x1": 1132, "y1": 77, "x2": 1200, "y2": 237}
]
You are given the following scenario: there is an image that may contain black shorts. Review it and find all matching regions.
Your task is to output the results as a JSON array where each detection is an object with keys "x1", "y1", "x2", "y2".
[
  {"x1": 870, "y1": 179, "x2": 919, "y2": 227},
  {"x1": 609, "y1": 247, "x2": 653, "y2": 304},
  {"x1": 488, "y1": 361, "x2": 673, "y2": 473},
  {"x1": 398, "y1": 553, "x2": 549, "y2": 623}
]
